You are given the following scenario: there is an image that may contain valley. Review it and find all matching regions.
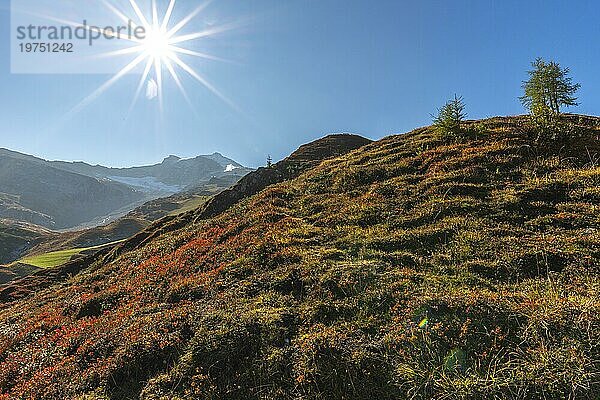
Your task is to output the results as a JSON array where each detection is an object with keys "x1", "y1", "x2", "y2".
[{"x1": 0, "y1": 150, "x2": 251, "y2": 283}]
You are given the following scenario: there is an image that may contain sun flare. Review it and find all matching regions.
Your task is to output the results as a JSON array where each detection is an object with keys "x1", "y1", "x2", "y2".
[
  {"x1": 143, "y1": 27, "x2": 172, "y2": 59},
  {"x1": 65, "y1": 0, "x2": 239, "y2": 118}
]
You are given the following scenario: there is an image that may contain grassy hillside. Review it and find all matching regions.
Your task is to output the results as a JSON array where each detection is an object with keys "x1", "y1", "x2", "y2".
[
  {"x1": 19, "y1": 248, "x2": 87, "y2": 268},
  {"x1": 0, "y1": 116, "x2": 598, "y2": 399}
]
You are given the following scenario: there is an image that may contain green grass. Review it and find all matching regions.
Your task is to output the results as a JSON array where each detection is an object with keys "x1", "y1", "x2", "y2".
[
  {"x1": 18, "y1": 241, "x2": 124, "y2": 268},
  {"x1": 19, "y1": 248, "x2": 87, "y2": 268},
  {"x1": 168, "y1": 195, "x2": 210, "y2": 216}
]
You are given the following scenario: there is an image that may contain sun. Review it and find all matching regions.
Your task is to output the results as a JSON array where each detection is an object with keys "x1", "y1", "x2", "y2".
[
  {"x1": 143, "y1": 26, "x2": 172, "y2": 59},
  {"x1": 65, "y1": 0, "x2": 241, "y2": 119}
]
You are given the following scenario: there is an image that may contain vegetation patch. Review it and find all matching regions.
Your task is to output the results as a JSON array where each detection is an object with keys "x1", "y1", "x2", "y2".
[{"x1": 18, "y1": 241, "x2": 124, "y2": 268}]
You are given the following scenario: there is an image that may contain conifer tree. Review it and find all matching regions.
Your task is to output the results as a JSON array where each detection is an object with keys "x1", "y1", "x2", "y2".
[
  {"x1": 520, "y1": 58, "x2": 580, "y2": 115},
  {"x1": 433, "y1": 95, "x2": 467, "y2": 139}
]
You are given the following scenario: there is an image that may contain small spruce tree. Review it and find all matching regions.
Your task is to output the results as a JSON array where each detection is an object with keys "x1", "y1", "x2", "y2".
[{"x1": 433, "y1": 95, "x2": 467, "y2": 140}]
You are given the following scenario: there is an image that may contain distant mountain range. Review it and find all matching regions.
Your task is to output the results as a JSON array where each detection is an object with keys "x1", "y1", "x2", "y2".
[{"x1": 0, "y1": 148, "x2": 251, "y2": 230}]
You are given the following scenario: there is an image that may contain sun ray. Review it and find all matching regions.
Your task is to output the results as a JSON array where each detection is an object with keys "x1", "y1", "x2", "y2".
[
  {"x1": 127, "y1": 57, "x2": 154, "y2": 118},
  {"x1": 161, "y1": 0, "x2": 177, "y2": 30},
  {"x1": 67, "y1": 53, "x2": 148, "y2": 118},
  {"x1": 129, "y1": 0, "x2": 150, "y2": 28},
  {"x1": 166, "y1": 0, "x2": 213, "y2": 38},
  {"x1": 168, "y1": 53, "x2": 241, "y2": 113},
  {"x1": 93, "y1": 45, "x2": 146, "y2": 59},
  {"x1": 164, "y1": 58, "x2": 198, "y2": 117},
  {"x1": 152, "y1": 0, "x2": 159, "y2": 27},
  {"x1": 154, "y1": 57, "x2": 164, "y2": 113},
  {"x1": 102, "y1": 0, "x2": 137, "y2": 26},
  {"x1": 170, "y1": 46, "x2": 233, "y2": 63},
  {"x1": 168, "y1": 21, "x2": 240, "y2": 45}
]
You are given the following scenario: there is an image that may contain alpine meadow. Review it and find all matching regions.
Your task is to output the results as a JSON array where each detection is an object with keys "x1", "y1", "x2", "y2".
[{"x1": 1, "y1": 1, "x2": 599, "y2": 399}]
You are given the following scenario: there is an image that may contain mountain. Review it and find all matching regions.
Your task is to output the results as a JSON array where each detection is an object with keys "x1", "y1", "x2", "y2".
[
  {"x1": 0, "y1": 116, "x2": 598, "y2": 399},
  {"x1": 0, "y1": 219, "x2": 49, "y2": 264},
  {"x1": 48, "y1": 151, "x2": 251, "y2": 193},
  {"x1": 0, "y1": 149, "x2": 251, "y2": 231},
  {"x1": 0, "y1": 151, "x2": 143, "y2": 229}
]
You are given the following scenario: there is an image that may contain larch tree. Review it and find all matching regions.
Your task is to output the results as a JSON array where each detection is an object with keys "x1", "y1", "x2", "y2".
[{"x1": 520, "y1": 58, "x2": 580, "y2": 115}]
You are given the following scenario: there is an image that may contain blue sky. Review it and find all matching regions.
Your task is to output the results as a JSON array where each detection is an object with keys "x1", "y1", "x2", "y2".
[{"x1": 0, "y1": 0, "x2": 598, "y2": 168}]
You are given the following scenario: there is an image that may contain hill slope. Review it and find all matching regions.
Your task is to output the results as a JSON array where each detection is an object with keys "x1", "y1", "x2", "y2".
[
  {"x1": 0, "y1": 134, "x2": 371, "y2": 298},
  {"x1": 0, "y1": 117, "x2": 599, "y2": 399}
]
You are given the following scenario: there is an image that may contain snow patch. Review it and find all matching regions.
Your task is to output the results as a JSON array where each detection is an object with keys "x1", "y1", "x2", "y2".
[
  {"x1": 107, "y1": 176, "x2": 181, "y2": 194},
  {"x1": 224, "y1": 164, "x2": 238, "y2": 172}
]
